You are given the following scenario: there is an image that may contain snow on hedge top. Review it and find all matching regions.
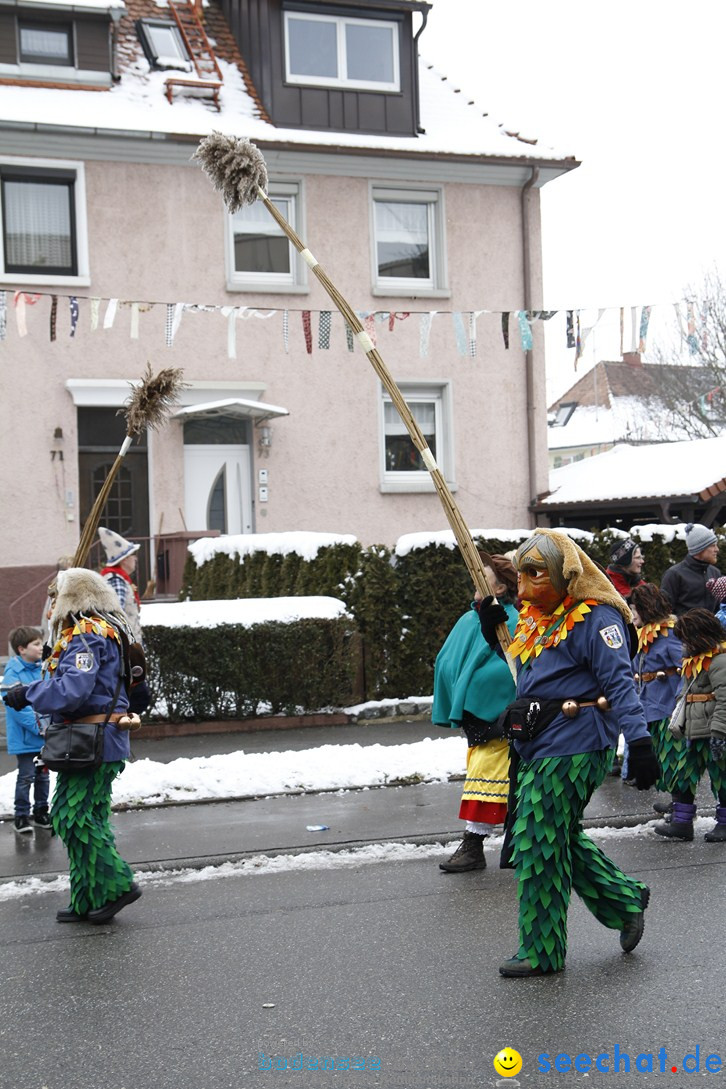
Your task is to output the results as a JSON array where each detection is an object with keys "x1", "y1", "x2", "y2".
[
  {"x1": 141, "y1": 596, "x2": 349, "y2": 629},
  {"x1": 189, "y1": 531, "x2": 358, "y2": 566},
  {"x1": 393, "y1": 527, "x2": 595, "y2": 557}
]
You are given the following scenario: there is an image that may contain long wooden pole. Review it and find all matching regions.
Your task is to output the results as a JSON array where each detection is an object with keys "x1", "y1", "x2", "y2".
[{"x1": 257, "y1": 187, "x2": 514, "y2": 670}]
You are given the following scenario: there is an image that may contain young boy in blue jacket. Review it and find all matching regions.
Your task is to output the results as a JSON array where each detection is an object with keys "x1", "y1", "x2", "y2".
[{"x1": 2, "y1": 626, "x2": 49, "y2": 834}]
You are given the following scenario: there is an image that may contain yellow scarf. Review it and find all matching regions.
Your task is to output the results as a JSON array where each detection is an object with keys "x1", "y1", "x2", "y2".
[
  {"x1": 44, "y1": 616, "x2": 121, "y2": 676},
  {"x1": 509, "y1": 596, "x2": 598, "y2": 666},
  {"x1": 681, "y1": 644, "x2": 726, "y2": 678},
  {"x1": 637, "y1": 618, "x2": 676, "y2": 655}
]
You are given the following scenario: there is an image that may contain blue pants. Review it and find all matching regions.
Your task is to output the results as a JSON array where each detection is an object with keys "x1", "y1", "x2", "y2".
[{"x1": 14, "y1": 752, "x2": 50, "y2": 818}]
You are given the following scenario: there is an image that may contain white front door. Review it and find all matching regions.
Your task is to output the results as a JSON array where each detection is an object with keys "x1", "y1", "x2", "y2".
[{"x1": 183, "y1": 444, "x2": 253, "y2": 534}]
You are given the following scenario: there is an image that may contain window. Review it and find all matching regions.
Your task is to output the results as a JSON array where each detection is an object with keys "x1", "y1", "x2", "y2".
[
  {"x1": 371, "y1": 187, "x2": 446, "y2": 295},
  {"x1": 284, "y1": 11, "x2": 399, "y2": 91},
  {"x1": 19, "y1": 22, "x2": 73, "y2": 66},
  {"x1": 136, "y1": 20, "x2": 191, "y2": 71},
  {"x1": 380, "y1": 383, "x2": 455, "y2": 493},
  {"x1": 0, "y1": 159, "x2": 89, "y2": 283},
  {"x1": 550, "y1": 402, "x2": 577, "y2": 427},
  {"x1": 226, "y1": 181, "x2": 306, "y2": 292}
]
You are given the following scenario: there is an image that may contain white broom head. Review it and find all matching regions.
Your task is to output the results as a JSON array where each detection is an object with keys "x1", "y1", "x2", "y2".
[{"x1": 194, "y1": 132, "x2": 269, "y2": 213}]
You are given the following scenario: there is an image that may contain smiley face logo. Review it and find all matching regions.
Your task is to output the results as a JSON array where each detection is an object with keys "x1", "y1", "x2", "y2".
[{"x1": 493, "y1": 1047, "x2": 523, "y2": 1077}]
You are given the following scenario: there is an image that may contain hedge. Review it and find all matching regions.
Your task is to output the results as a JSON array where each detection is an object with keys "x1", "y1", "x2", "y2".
[
  {"x1": 165, "y1": 526, "x2": 726, "y2": 713},
  {"x1": 143, "y1": 617, "x2": 360, "y2": 721}
]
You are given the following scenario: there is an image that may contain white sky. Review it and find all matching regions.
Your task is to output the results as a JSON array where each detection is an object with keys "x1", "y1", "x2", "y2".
[{"x1": 422, "y1": 0, "x2": 726, "y2": 398}]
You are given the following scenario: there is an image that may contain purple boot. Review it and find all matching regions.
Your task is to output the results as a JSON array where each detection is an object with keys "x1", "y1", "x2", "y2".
[
  {"x1": 705, "y1": 806, "x2": 726, "y2": 843},
  {"x1": 654, "y1": 801, "x2": 696, "y2": 841}
]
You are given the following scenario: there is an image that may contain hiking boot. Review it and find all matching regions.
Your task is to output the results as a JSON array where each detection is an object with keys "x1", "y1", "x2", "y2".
[
  {"x1": 33, "y1": 810, "x2": 52, "y2": 829},
  {"x1": 87, "y1": 883, "x2": 142, "y2": 925},
  {"x1": 439, "y1": 831, "x2": 486, "y2": 873},
  {"x1": 14, "y1": 816, "x2": 33, "y2": 835},
  {"x1": 620, "y1": 885, "x2": 650, "y2": 952},
  {"x1": 498, "y1": 955, "x2": 560, "y2": 978},
  {"x1": 56, "y1": 907, "x2": 89, "y2": 923},
  {"x1": 704, "y1": 805, "x2": 726, "y2": 842},
  {"x1": 654, "y1": 801, "x2": 696, "y2": 841}
]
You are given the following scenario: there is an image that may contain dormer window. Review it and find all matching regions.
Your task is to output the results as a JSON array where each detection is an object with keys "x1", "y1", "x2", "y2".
[
  {"x1": 551, "y1": 402, "x2": 577, "y2": 427},
  {"x1": 136, "y1": 20, "x2": 191, "y2": 72},
  {"x1": 283, "y1": 10, "x2": 400, "y2": 92},
  {"x1": 19, "y1": 22, "x2": 73, "y2": 66}
]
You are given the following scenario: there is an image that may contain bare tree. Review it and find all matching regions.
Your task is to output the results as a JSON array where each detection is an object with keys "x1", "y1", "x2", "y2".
[{"x1": 649, "y1": 268, "x2": 726, "y2": 438}]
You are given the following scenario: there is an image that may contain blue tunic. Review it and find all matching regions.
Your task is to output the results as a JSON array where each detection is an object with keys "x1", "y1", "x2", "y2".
[
  {"x1": 635, "y1": 629, "x2": 682, "y2": 722},
  {"x1": 514, "y1": 602, "x2": 650, "y2": 760},
  {"x1": 25, "y1": 629, "x2": 131, "y2": 763}
]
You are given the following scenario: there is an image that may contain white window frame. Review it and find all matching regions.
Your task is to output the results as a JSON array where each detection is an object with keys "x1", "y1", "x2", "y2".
[
  {"x1": 379, "y1": 381, "x2": 456, "y2": 494},
  {"x1": 370, "y1": 185, "x2": 448, "y2": 298},
  {"x1": 283, "y1": 11, "x2": 400, "y2": 92},
  {"x1": 0, "y1": 156, "x2": 90, "y2": 287},
  {"x1": 225, "y1": 179, "x2": 308, "y2": 294}
]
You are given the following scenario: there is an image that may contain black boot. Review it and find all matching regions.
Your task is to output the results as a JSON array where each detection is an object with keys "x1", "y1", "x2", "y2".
[
  {"x1": 439, "y1": 831, "x2": 486, "y2": 872},
  {"x1": 704, "y1": 805, "x2": 726, "y2": 842},
  {"x1": 652, "y1": 797, "x2": 673, "y2": 815},
  {"x1": 654, "y1": 801, "x2": 696, "y2": 841}
]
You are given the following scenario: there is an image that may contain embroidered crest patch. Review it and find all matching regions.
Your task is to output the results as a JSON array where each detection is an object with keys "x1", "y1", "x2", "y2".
[
  {"x1": 599, "y1": 625, "x2": 623, "y2": 649},
  {"x1": 75, "y1": 652, "x2": 94, "y2": 672}
]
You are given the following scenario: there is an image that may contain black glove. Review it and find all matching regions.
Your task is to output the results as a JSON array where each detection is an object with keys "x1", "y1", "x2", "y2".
[
  {"x1": 627, "y1": 736, "x2": 660, "y2": 791},
  {"x1": 42, "y1": 643, "x2": 52, "y2": 661},
  {"x1": 476, "y1": 596, "x2": 508, "y2": 649},
  {"x1": 710, "y1": 736, "x2": 726, "y2": 763},
  {"x1": 3, "y1": 684, "x2": 29, "y2": 711}
]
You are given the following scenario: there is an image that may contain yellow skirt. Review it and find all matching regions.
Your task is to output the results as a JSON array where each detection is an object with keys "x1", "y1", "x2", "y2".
[{"x1": 458, "y1": 738, "x2": 509, "y2": 824}]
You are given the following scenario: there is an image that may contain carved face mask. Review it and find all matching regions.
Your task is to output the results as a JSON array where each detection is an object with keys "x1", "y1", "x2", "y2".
[{"x1": 516, "y1": 543, "x2": 565, "y2": 612}]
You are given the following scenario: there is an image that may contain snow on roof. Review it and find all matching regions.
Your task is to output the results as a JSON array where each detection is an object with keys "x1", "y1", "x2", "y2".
[
  {"x1": 141, "y1": 595, "x2": 349, "y2": 628},
  {"x1": 0, "y1": 35, "x2": 574, "y2": 165},
  {"x1": 543, "y1": 435, "x2": 726, "y2": 505},
  {"x1": 188, "y1": 531, "x2": 358, "y2": 567}
]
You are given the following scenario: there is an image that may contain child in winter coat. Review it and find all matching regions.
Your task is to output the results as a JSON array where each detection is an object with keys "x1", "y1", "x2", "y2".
[{"x1": 1, "y1": 627, "x2": 49, "y2": 834}]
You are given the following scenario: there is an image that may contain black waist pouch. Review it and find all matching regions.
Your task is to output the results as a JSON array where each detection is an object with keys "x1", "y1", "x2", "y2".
[{"x1": 496, "y1": 697, "x2": 563, "y2": 743}]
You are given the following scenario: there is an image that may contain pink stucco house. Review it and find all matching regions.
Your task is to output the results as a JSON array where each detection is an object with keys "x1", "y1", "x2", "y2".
[{"x1": 0, "y1": 0, "x2": 577, "y2": 629}]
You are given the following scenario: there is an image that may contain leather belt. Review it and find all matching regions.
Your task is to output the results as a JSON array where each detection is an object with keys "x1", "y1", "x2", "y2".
[
  {"x1": 635, "y1": 667, "x2": 680, "y2": 683},
  {"x1": 686, "y1": 693, "x2": 715, "y2": 703},
  {"x1": 561, "y1": 696, "x2": 610, "y2": 718},
  {"x1": 73, "y1": 713, "x2": 126, "y2": 724}
]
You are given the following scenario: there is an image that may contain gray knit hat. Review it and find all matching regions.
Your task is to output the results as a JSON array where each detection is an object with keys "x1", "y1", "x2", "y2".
[{"x1": 685, "y1": 522, "x2": 718, "y2": 556}]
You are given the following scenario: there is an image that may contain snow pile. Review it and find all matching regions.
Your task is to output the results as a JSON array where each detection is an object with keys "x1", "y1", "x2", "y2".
[{"x1": 142, "y1": 595, "x2": 349, "y2": 629}]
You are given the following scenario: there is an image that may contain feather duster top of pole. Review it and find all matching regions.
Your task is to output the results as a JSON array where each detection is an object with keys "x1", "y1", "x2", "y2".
[
  {"x1": 193, "y1": 133, "x2": 268, "y2": 213},
  {"x1": 122, "y1": 364, "x2": 187, "y2": 436}
]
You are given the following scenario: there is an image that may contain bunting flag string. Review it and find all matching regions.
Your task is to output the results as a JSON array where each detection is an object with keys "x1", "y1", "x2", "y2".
[{"x1": 0, "y1": 289, "x2": 709, "y2": 366}]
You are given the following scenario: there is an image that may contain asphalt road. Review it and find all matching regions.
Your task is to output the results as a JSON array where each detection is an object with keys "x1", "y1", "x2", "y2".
[{"x1": 1, "y1": 830, "x2": 725, "y2": 1089}]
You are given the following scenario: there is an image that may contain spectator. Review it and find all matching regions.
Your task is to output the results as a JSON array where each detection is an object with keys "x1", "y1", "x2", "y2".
[
  {"x1": 1, "y1": 627, "x2": 49, "y2": 835},
  {"x1": 433, "y1": 554, "x2": 518, "y2": 873},
  {"x1": 606, "y1": 538, "x2": 645, "y2": 600},
  {"x1": 707, "y1": 576, "x2": 726, "y2": 631},
  {"x1": 660, "y1": 523, "x2": 721, "y2": 616}
]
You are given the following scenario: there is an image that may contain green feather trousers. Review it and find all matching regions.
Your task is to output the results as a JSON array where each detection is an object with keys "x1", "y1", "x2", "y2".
[
  {"x1": 649, "y1": 716, "x2": 683, "y2": 793},
  {"x1": 50, "y1": 762, "x2": 134, "y2": 915},
  {"x1": 669, "y1": 736, "x2": 726, "y2": 801},
  {"x1": 511, "y1": 751, "x2": 647, "y2": 973}
]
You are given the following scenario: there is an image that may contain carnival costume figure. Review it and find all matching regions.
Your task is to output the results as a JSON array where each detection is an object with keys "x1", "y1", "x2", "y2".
[
  {"x1": 654, "y1": 607, "x2": 726, "y2": 843},
  {"x1": 478, "y1": 529, "x2": 659, "y2": 978},
  {"x1": 630, "y1": 583, "x2": 684, "y2": 804},
  {"x1": 433, "y1": 554, "x2": 518, "y2": 872},
  {"x1": 3, "y1": 568, "x2": 142, "y2": 924}
]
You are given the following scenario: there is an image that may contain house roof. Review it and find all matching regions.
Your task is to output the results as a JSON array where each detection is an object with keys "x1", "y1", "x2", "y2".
[
  {"x1": 547, "y1": 359, "x2": 725, "y2": 450},
  {"x1": 539, "y1": 435, "x2": 726, "y2": 507},
  {"x1": 0, "y1": 0, "x2": 578, "y2": 173}
]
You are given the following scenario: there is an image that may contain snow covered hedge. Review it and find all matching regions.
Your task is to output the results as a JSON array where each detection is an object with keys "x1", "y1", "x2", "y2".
[{"x1": 172, "y1": 525, "x2": 726, "y2": 710}]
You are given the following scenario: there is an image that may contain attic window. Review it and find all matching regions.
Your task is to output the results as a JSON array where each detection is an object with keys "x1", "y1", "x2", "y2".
[
  {"x1": 551, "y1": 402, "x2": 577, "y2": 427},
  {"x1": 19, "y1": 23, "x2": 73, "y2": 66},
  {"x1": 284, "y1": 11, "x2": 400, "y2": 92},
  {"x1": 136, "y1": 20, "x2": 191, "y2": 71}
]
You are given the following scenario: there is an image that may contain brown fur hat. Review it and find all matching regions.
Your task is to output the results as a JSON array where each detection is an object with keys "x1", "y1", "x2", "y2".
[
  {"x1": 50, "y1": 567, "x2": 123, "y2": 626},
  {"x1": 518, "y1": 529, "x2": 632, "y2": 623}
]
